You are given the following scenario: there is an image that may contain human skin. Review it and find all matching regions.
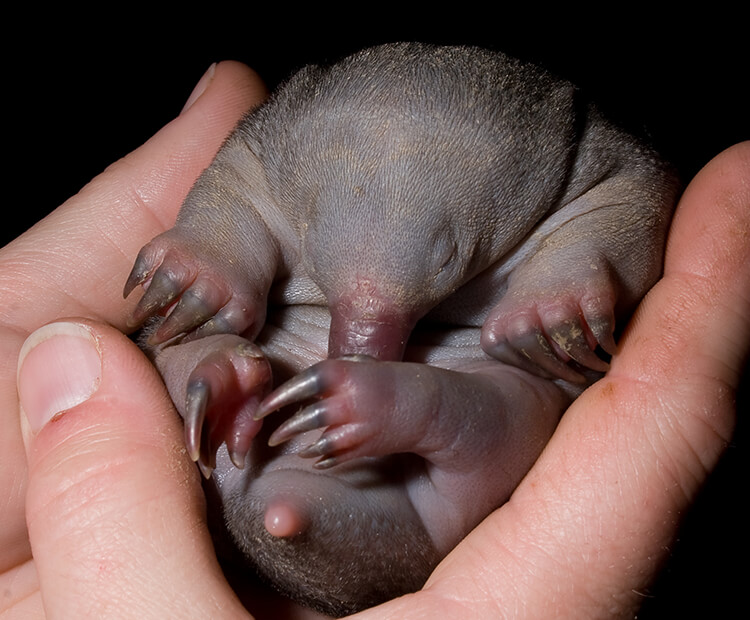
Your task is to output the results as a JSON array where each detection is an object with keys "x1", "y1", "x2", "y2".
[{"x1": 1, "y1": 58, "x2": 747, "y2": 618}]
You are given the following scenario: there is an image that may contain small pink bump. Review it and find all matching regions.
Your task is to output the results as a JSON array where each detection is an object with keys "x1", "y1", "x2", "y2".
[{"x1": 264, "y1": 500, "x2": 307, "y2": 538}]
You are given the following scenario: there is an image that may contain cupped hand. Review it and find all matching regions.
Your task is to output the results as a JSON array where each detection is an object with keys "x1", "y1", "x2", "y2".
[
  {"x1": 353, "y1": 140, "x2": 749, "y2": 618},
  {"x1": 1, "y1": 56, "x2": 747, "y2": 619},
  {"x1": 0, "y1": 61, "x2": 268, "y2": 618}
]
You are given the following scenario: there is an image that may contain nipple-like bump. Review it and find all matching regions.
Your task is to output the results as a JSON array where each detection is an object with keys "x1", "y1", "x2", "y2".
[{"x1": 264, "y1": 499, "x2": 307, "y2": 538}]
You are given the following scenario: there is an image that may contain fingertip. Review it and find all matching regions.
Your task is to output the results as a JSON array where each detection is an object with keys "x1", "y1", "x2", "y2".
[
  {"x1": 616, "y1": 141, "x2": 750, "y2": 389},
  {"x1": 17, "y1": 319, "x2": 185, "y2": 477},
  {"x1": 17, "y1": 321, "x2": 102, "y2": 439},
  {"x1": 178, "y1": 59, "x2": 269, "y2": 127},
  {"x1": 214, "y1": 59, "x2": 270, "y2": 107},
  {"x1": 603, "y1": 143, "x2": 749, "y2": 499},
  {"x1": 18, "y1": 319, "x2": 245, "y2": 616},
  {"x1": 181, "y1": 62, "x2": 217, "y2": 114},
  {"x1": 665, "y1": 140, "x2": 750, "y2": 281}
]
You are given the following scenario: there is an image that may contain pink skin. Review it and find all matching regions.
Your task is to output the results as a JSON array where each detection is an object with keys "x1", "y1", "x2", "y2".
[
  {"x1": 149, "y1": 311, "x2": 566, "y2": 555},
  {"x1": 128, "y1": 246, "x2": 622, "y2": 550},
  {"x1": 122, "y1": 44, "x2": 677, "y2": 613},
  {"x1": 481, "y1": 285, "x2": 617, "y2": 383},
  {"x1": 264, "y1": 499, "x2": 308, "y2": 538},
  {"x1": 149, "y1": 334, "x2": 272, "y2": 475},
  {"x1": 327, "y1": 293, "x2": 417, "y2": 361},
  {"x1": 124, "y1": 236, "x2": 270, "y2": 346}
]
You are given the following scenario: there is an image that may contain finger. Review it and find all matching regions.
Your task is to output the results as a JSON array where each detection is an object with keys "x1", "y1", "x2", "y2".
[
  {"x1": 354, "y1": 143, "x2": 750, "y2": 619},
  {"x1": 17, "y1": 320, "x2": 248, "y2": 618},
  {"x1": 0, "y1": 61, "x2": 268, "y2": 334},
  {"x1": 499, "y1": 143, "x2": 748, "y2": 614},
  {"x1": 0, "y1": 331, "x2": 37, "y2": 617}
]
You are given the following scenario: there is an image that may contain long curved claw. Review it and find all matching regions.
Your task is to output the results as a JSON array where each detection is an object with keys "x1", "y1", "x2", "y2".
[
  {"x1": 300, "y1": 435, "x2": 341, "y2": 470},
  {"x1": 123, "y1": 250, "x2": 155, "y2": 299},
  {"x1": 297, "y1": 435, "x2": 334, "y2": 459},
  {"x1": 548, "y1": 318, "x2": 610, "y2": 373},
  {"x1": 129, "y1": 267, "x2": 189, "y2": 327},
  {"x1": 255, "y1": 355, "x2": 373, "y2": 422},
  {"x1": 584, "y1": 309, "x2": 617, "y2": 357},
  {"x1": 254, "y1": 368, "x2": 326, "y2": 420},
  {"x1": 510, "y1": 327, "x2": 587, "y2": 383},
  {"x1": 225, "y1": 407, "x2": 263, "y2": 470},
  {"x1": 184, "y1": 378, "x2": 210, "y2": 465},
  {"x1": 183, "y1": 301, "x2": 260, "y2": 343},
  {"x1": 483, "y1": 287, "x2": 619, "y2": 382},
  {"x1": 165, "y1": 338, "x2": 271, "y2": 477},
  {"x1": 123, "y1": 242, "x2": 172, "y2": 302},
  {"x1": 311, "y1": 456, "x2": 338, "y2": 470},
  {"x1": 124, "y1": 228, "x2": 269, "y2": 345},
  {"x1": 185, "y1": 376, "x2": 220, "y2": 479},
  {"x1": 184, "y1": 316, "x2": 236, "y2": 342},
  {"x1": 150, "y1": 289, "x2": 216, "y2": 344},
  {"x1": 197, "y1": 460, "x2": 214, "y2": 479},
  {"x1": 482, "y1": 308, "x2": 588, "y2": 383},
  {"x1": 267, "y1": 402, "x2": 329, "y2": 447},
  {"x1": 255, "y1": 357, "x2": 393, "y2": 468}
]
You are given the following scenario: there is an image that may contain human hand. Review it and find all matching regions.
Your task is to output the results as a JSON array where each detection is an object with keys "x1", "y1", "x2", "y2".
[
  {"x1": 351, "y1": 140, "x2": 749, "y2": 618},
  {"x1": 2, "y1": 56, "x2": 747, "y2": 619},
  {"x1": 0, "y1": 60, "x2": 270, "y2": 618}
]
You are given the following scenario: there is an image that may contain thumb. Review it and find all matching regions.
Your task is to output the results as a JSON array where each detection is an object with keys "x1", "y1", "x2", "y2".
[{"x1": 17, "y1": 320, "x2": 248, "y2": 619}]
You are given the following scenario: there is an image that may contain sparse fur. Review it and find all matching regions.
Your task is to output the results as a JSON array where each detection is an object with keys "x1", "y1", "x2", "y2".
[{"x1": 127, "y1": 43, "x2": 678, "y2": 615}]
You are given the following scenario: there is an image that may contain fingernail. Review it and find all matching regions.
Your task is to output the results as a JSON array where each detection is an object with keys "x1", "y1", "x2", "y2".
[
  {"x1": 17, "y1": 322, "x2": 102, "y2": 433},
  {"x1": 181, "y1": 63, "x2": 217, "y2": 114}
]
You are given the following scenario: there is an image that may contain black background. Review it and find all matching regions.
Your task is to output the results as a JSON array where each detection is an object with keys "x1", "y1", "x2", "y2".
[{"x1": 6, "y1": 11, "x2": 747, "y2": 618}]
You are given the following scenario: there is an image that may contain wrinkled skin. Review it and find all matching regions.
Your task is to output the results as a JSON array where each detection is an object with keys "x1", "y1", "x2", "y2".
[{"x1": 125, "y1": 43, "x2": 678, "y2": 616}]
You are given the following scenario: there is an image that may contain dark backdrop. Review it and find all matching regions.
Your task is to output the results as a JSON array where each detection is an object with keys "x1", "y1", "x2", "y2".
[{"x1": 6, "y1": 12, "x2": 747, "y2": 618}]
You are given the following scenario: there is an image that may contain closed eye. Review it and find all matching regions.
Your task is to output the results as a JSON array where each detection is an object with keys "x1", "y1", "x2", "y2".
[{"x1": 434, "y1": 239, "x2": 458, "y2": 282}]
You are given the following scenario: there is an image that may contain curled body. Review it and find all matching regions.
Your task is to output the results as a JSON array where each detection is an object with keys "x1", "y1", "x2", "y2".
[{"x1": 125, "y1": 43, "x2": 678, "y2": 616}]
